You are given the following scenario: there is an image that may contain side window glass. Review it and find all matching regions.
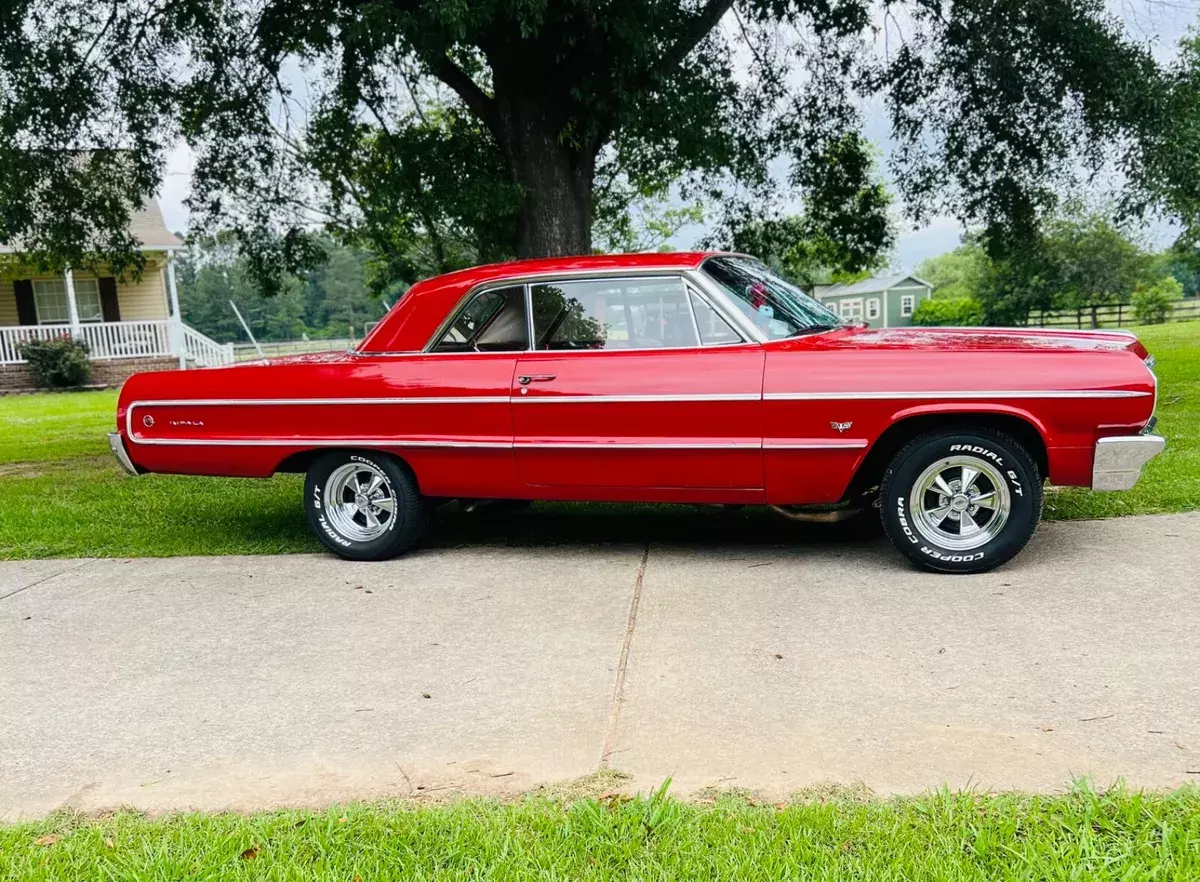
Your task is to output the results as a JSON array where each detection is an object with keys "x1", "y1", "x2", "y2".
[
  {"x1": 432, "y1": 285, "x2": 528, "y2": 352},
  {"x1": 689, "y1": 291, "x2": 742, "y2": 345},
  {"x1": 530, "y1": 277, "x2": 699, "y2": 350}
]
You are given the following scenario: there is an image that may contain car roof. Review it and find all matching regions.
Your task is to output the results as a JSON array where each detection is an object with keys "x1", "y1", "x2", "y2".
[
  {"x1": 358, "y1": 251, "x2": 741, "y2": 353},
  {"x1": 424, "y1": 251, "x2": 723, "y2": 288}
]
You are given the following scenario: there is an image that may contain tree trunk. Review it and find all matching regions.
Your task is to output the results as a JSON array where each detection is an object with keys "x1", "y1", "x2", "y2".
[{"x1": 492, "y1": 96, "x2": 595, "y2": 259}]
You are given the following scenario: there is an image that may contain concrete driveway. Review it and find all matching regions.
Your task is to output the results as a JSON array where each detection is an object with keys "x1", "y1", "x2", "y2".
[{"x1": 2, "y1": 511, "x2": 1199, "y2": 818}]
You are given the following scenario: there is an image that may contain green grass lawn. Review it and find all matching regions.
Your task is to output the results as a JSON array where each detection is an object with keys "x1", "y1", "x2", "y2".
[
  {"x1": 3, "y1": 785, "x2": 1199, "y2": 880},
  {"x1": 1, "y1": 322, "x2": 1197, "y2": 559}
]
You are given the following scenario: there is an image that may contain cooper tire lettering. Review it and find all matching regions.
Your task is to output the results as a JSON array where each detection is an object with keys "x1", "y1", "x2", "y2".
[{"x1": 881, "y1": 429, "x2": 1044, "y2": 575}]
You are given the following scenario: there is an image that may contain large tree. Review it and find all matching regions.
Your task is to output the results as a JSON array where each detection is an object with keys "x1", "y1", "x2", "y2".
[{"x1": 3, "y1": 0, "x2": 1200, "y2": 288}]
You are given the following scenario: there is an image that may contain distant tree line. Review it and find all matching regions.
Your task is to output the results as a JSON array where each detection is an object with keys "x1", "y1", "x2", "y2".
[
  {"x1": 912, "y1": 207, "x2": 1193, "y2": 327},
  {"x1": 177, "y1": 236, "x2": 391, "y2": 344}
]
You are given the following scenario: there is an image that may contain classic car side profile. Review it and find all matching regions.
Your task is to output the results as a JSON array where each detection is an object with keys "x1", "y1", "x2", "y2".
[{"x1": 108, "y1": 252, "x2": 1164, "y2": 574}]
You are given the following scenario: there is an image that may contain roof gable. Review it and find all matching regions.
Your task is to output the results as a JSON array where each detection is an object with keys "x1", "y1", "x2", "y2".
[
  {"x1": 0, "y1": 199, "x2": 182, "y2": 254},
  {"x1": 816, "y1": 274, "x2": 932, "y2": 298}
]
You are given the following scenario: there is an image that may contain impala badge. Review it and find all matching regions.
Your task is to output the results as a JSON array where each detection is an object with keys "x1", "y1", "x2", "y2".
[
  {"x1": 142, "y1": 414, "x2": 155, "y2": 428},
  {"x1": 830, "y1": 421, "x2": 853, "y2": 433}
]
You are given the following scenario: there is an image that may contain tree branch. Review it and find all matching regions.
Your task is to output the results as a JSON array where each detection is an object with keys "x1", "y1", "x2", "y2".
[
  {"x1": 428, "y1": 55, "x2": 494, "y2": 126},
  {"x1": 662, "y1": 0, "x2": 735, "y2": 70}
]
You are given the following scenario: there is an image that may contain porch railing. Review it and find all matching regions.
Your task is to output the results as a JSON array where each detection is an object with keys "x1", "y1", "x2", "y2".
[
  {"x1": 182, "y1": 325, "x2": 236, "y2": 367},
  {"x1": 0, "y1": 320, "x2": 234, "y2": 368}
]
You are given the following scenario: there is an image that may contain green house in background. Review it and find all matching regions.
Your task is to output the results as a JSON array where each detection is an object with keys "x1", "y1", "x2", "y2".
[{"x1": 812, "y1": 274, "x2": 933, "y2": 328}]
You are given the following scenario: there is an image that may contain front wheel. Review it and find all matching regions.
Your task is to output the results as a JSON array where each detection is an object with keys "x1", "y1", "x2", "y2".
[
  {"x1": 880, "y1": 429, "x2": 1043, "y2": 574},
  {"x1": 304, "y1": 451, "x2": 425, "y2": 561}
]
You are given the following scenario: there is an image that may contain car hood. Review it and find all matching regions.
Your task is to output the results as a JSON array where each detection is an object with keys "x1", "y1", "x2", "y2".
[{"x1": 798, "y1": 326, "x2": 1147, "y2": 356}]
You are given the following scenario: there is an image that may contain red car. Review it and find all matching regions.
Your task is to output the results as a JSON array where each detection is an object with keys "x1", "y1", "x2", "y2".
[{"x1": 108, "y1": 252, "x2": 1164, "y2": 574}]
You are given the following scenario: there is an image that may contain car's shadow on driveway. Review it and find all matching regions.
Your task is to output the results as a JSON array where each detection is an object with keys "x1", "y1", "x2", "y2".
[{"x1": 424, "y1": 501, "x2": 889, "y2": 553}]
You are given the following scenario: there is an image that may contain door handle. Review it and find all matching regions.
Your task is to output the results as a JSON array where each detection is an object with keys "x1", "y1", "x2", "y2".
[{"x1": 518, "y1": 374, "x2": 557, "y2": 385}]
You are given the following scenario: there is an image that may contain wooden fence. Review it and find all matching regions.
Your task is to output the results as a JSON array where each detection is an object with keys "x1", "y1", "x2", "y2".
[{"x1": 1030, "y1": 298, "x2": 1200, "y2": 329}]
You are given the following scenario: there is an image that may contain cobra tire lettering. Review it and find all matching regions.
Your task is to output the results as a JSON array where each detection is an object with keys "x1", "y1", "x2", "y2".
[{"x1": 896, "y1": 497, "x2": 919, "y2": 545}]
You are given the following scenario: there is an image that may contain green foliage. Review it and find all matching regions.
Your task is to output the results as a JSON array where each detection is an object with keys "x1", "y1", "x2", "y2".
[
  {"x1": 594, "y1": 189, "x2": 705, "y2": 254},
  {"x1": 177, "y1": 237, "x2": 386, "y2": 343},
  {"x1": 917, "y1": 242, "x2": 989, "y2": 301},
  {"x1": 941, "y1": 209, "x2": 1165, "y2": 326},
  {"x1": 6, "y1": 1, "x2": 1200, "y2": 289},
  {"x1": 17, "y1": 337, "x2": 92, "y2": 389},
  {"x1": 716, "y1": 145, "x2": 895, "y2": 287},
  {"x1": 910, "y1": 297, "x2": 983, "y2": 327},
  {"x1": 3, "y1": 786, "x2": 1200, "y2": 879},
  {"x1": 1133, "y1": 276, "x2": 1185, "y2": 325},
  {"x1": 1043, "y1": 209, "x2": 1153, "y2": 322}
]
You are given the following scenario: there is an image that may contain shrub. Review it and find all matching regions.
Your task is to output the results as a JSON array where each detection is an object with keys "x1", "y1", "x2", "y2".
[
  {"x1": 1132, "y1": 276, "x2": 1184, "y2": 325},
  {"x1": 910, "y1": 296, "x2": 983, "y2": 326},
  {"x1": 18, "y1": 336, "x2": 92, "y2": 388}
]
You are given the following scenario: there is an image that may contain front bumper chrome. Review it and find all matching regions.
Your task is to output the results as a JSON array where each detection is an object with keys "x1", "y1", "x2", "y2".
[
  {"x1": 107, "y1": 432, "x2": 139, "y2": 476},
  {"x1": 1092, "y1": 434, "x2": 1165, "y2": 491}
]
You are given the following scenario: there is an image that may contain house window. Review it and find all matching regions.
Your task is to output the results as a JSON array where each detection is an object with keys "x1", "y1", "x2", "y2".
[
  {"x1": 866, "y1": 298, "x2": 880, "y2": 320},
  {"x1": 839, "y1": 298, "x2": 864, "y2": 321},
  {"x1": 32, "y1": 278, "x2": 103, "y2": 324},
  {"x1": 901, "y1": 294, "x2": 915, "y2": 317}
]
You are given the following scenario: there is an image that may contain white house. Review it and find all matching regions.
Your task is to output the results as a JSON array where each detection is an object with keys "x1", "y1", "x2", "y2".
[{"x1": 0, "y1": 201, "x2": 231, "y2": 391}]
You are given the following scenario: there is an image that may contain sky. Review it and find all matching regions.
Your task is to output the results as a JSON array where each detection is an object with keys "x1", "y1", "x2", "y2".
[{"x1": 155, "y1": 0, "x2": 1200, "y2": 274}]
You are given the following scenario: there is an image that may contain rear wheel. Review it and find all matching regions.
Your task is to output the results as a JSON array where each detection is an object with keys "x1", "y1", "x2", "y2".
[
  {"x1": 304, "y1": 451, "x2": 424, "y2": 561},
  {"x1": 880, "y1": 429, "x2": 1042, "y2": 574}
]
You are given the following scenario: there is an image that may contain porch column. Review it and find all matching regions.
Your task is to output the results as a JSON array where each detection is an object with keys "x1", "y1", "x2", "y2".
[
  {"x1": 166, "y1": 252, "x2": 186, "y2": 369},
  {"x1": 63, "y1": 267, "x2": 82, "y2": 339}
]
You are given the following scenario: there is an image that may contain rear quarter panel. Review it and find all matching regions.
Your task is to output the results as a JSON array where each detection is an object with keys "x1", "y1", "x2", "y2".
[
  {"x1": 116, "y1": 355, "x2": 523, "y2": 497},
  {"x1": 762, "y1": 340, "x2": 1155, "y2": 503}
]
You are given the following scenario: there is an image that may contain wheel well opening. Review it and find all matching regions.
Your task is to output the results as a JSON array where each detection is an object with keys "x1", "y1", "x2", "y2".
[
  {"x1": 273, "y1": 449, "x2": 420, "y2": 490},
  {"x1": 845, "y1": 413, "x2": 1049, "y2": 502}
]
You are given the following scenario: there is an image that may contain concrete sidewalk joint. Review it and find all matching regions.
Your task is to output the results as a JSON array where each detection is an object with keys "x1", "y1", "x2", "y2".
[
  {"x1": 600, "y1": 543, "x2": 650, "y2": 769},
  {"x1": 0, "y1": 559, "x2": 94, "y2": 602}
]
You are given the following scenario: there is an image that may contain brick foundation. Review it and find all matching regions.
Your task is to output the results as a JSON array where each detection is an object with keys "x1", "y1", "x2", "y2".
[{"x1": 0, "y1": 356, "x2": 180, "y2": 394}]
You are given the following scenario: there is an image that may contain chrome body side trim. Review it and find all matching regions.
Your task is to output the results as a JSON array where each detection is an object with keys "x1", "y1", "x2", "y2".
[
  {"x1": 764, "y1": 389, "x2": 1151, "y2": 401},
  {"x1": 107, "y1": 432, "x2": 139, "y2": 475},
  {"x1": 764, "y1": 439, "x2": 869, "y2": 450},
  {"x1": 513, "y1": 393, "x2": 760, "y2": 404},
  {"x1": 127, "y1": 437, "x2": 515, "y2": 449},
  {"x1": 133, "y1": 397, "x2": 512, "y2": 407},
  {"x1": 512, "y1": 440, "x2": 760, "y2": 450},
  {"x1": 1091, "y1": 434, "x2": 1166, "y2": 491},
  {"x1": 125, "y1": 437, "x2": 764, "y2": 450},
  {"x1": 125, "y1": 398, "x2": 509, "y2": 439}
]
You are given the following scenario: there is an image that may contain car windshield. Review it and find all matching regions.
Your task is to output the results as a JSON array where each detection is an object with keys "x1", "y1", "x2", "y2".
[{"x1": 701, "y1": 256, "x2": 845, "y2": 339}]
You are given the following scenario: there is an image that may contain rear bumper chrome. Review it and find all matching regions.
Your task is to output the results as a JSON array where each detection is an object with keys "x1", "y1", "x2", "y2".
[
  {"x1": 1092, "y1": 434, "x2": 1165, "y2": 491},
  {"x1": 107, "y1": 432, "x2": 139, "y2": 476}
]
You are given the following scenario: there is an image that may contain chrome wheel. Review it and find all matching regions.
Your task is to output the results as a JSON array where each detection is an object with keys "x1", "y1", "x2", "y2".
[
  {"x1": 909, "y1": 455, "x2": 1010, "y2": 551},
  {"x1": 323, "y1": 462, "x2": 396, "y2": 542}
]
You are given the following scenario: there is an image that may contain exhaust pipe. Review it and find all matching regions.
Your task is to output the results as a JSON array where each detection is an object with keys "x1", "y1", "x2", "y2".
[{"x1": 769, "y1": 505, "x2": 864, "y2": 524}]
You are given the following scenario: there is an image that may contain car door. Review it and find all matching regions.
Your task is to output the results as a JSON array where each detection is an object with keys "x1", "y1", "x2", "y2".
[
  {"x1": 368, "y1": 283, "x2": 528, "y2": 499},
  {"x1": 511, "y1": 274, "x2": 765, "y2": 491}
]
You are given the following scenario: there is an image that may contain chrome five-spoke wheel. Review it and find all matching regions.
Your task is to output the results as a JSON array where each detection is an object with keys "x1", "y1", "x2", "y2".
[
  {"x1": 909, "y1": 455, "x2": 1010, "y2": 551},
  {"x1": 881, "y1": 429, "x2": 1043, "y2": 574},
  {"x1": 323, "y1": 461, "x2": 398, "y2": 542},
  {"x1": 305, "y1": 451, "x2": 424, "y2": 560}
]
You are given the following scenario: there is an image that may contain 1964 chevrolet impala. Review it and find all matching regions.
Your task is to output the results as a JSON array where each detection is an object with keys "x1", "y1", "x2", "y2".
[{"x1": 108, "y1": 252, "x2": 1165, "y2": 574}]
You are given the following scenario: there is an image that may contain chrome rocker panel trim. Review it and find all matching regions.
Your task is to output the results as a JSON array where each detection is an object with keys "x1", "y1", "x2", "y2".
[
  {"x1": 107, "y1": 432, "x2": 139, "y2": 476},
  {"x1": 1091, "y1": 434, "x2": 1166, "y2": 491}
]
